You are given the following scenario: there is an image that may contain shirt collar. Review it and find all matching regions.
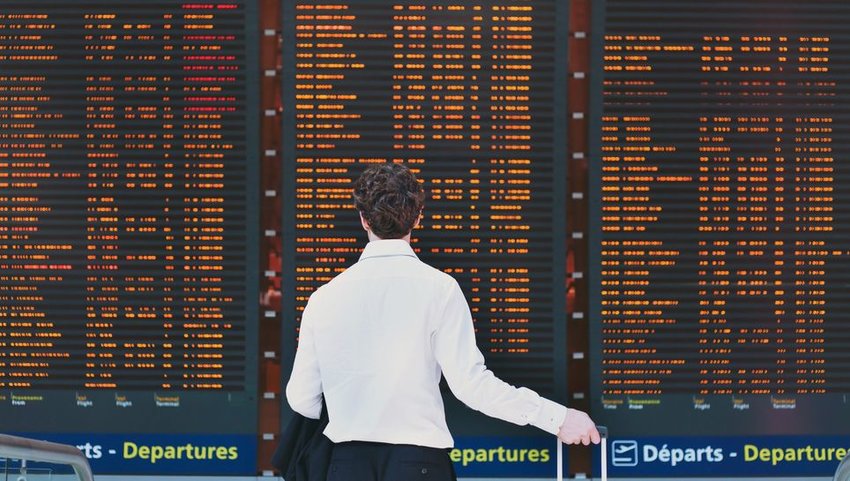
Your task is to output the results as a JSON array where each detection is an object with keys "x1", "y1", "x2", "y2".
[{"x1": 359, "y1": 239, "x2": 418, "y2": 261}]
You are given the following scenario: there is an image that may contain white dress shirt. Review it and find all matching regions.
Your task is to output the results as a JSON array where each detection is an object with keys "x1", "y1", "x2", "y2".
[{"x1": 286, "y1": 239, "x2": 566, "y2": 448}]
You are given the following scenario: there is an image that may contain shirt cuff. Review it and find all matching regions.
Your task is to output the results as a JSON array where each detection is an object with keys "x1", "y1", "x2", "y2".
[{"x1": 531, "y1": 398, "x2": 567, "y2": 435}]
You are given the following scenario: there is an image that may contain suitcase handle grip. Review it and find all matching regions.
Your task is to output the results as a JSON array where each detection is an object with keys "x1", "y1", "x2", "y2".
[
  {"x1": 597, "y1": 425, "x2": 608, "y2": 439},
  {"x1": 555, "y1": 426, "x2": 608, "y2": 481}
]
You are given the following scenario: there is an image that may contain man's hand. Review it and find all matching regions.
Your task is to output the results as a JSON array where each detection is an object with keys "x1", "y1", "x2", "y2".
[{"x1": 557, "y1": 408, "x2": 601, "y2": 445}]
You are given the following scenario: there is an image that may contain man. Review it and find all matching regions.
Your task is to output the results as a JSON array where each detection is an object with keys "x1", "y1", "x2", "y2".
[{"x1": 287, "y1": 163, "x2": 600, "y2": 480}]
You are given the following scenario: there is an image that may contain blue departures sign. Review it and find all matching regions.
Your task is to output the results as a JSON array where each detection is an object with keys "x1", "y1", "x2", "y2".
[
  {"x1": 451, "y1": 436, "x2": 558, "y2": 477},
  {"x1": 17, "y1": 433, "x2": 256, "y2": 475},
  {"x1": 601, "y1": 436, "x2": 850, "y2": 477}
]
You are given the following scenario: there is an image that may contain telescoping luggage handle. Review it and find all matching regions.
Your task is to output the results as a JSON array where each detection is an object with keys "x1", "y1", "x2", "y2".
[
  {"x1": 556, "y1": 425, "x2": 608, "y2": 481},
  {"x1": 599, "y1": 425, "x2": 608, "y2": 481}
]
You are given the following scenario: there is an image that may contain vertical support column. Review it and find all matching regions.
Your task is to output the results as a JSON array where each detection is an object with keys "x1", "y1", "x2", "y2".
[
  {"x1": 257, "y1": 0, "x2": 283, "y2": 475},
  {"x1": 566, "y1": 0, "x2": 592, "y2": 477}
]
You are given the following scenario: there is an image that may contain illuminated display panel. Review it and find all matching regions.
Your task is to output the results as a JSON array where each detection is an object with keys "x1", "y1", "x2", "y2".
[
  {"x1": 283, "y1": 0, "x2": 566, "y2": 394},
  {"x1": 281, "y1": 0, "x2": 568, "y2": 462},
  {"x1": 590, "y1": 0, "x2": 850, "y2": 477},
  {"x1": 0, "y1": 1, "x2": 257, "y2": 474}
]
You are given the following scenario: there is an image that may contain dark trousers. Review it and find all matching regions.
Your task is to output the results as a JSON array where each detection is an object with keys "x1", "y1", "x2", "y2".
[{"x1": 326, "y1": 441, "x2": 457, "y2": 481}]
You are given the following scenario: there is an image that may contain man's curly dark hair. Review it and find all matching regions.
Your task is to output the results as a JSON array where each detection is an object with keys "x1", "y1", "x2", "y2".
[{"x1": 353, "y1": 163, "x2": 424, "y2": 239}]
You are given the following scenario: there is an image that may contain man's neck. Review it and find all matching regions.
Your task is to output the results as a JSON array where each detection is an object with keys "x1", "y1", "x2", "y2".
[{"x1": 367, "y1": 232, "x2": 412, "y2": 243}]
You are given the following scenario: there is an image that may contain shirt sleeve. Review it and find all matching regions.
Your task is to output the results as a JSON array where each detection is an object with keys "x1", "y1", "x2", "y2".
[
  {"x1": 285, "y1": 292, "x2": 323, "y2": 420},
  {"x1": 432, "y1": 280, "x2": 567, "y2": 435}
]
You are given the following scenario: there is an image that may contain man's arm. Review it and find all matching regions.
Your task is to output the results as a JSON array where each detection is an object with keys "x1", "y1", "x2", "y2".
[
  {"x1": 433, "y1": 281, "x2": 598, "y2": 443},
  {"x1": 285, "y1": 294, "x2": 323, "y2": 419}
]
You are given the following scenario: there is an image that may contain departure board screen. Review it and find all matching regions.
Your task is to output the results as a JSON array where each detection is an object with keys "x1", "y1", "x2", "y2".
[
  {"x1": 282, "y1": 0, "x2": 569, "y2": 477},
  {"x1": 0, "y1": 1, "x2": 258, "y2": 475},
  {"x1": 589, "y1": 0, "x2": 850, "y2": 477}
]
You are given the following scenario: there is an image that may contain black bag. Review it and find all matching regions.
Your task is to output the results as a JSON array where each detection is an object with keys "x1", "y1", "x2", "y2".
[{"x1": 271, "y1": 401, "x2": 333, "y2": 481}]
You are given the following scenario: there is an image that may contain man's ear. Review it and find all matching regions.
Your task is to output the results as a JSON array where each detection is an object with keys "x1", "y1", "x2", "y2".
[
  {"x1": 413, "y1": 210, "x2": 422, "y2": 229},
  {"x1": 359, "y1": 212, "x2": 371, "y2": 233}
]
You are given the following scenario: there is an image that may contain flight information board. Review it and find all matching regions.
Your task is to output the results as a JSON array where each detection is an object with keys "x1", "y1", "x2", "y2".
[
  {"x1": 281, "y1": 0, "x2": 569, "y2": 477},
  {"x1": 589, "y1": 0, "x2": 850, "y2": 477},
  {"x1": 0, "y1": 1, "x2": 258, "y2": 475}
]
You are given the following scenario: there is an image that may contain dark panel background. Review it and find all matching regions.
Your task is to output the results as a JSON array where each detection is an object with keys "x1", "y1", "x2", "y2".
[
  {"x1": 0, "y1": 0, "x2": 259, "y2": 474},
  {"x1": 280, "y1": 0, "x2": 571, "y2": 451},
  {"x1": 589, "y1": 0, "x2": 850, "y2": 477}
]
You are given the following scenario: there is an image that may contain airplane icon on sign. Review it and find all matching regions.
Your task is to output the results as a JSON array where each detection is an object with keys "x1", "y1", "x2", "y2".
[{"x1": 611, "y1": 440, "x2": 639, "y2": 467}]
